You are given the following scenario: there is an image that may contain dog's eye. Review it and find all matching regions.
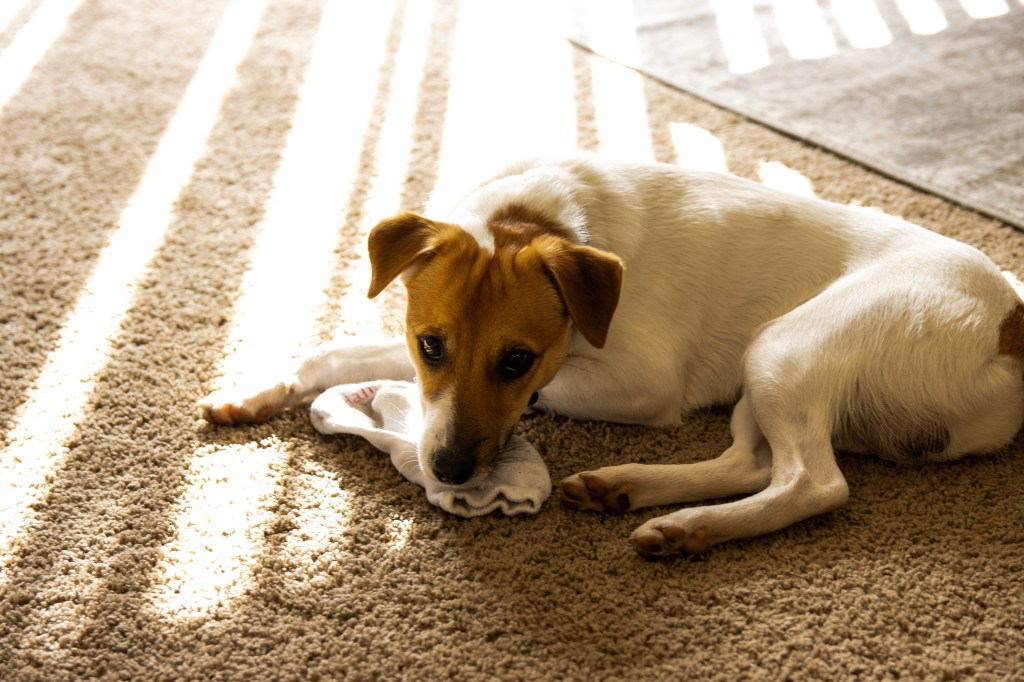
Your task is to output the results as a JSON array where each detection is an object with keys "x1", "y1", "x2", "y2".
[
  {"x1": 418, "y1": 336, "x2": 445, "y2": 363},
  {"x1": 500, "y1": 350, "x2": 535, "y2": 379}
]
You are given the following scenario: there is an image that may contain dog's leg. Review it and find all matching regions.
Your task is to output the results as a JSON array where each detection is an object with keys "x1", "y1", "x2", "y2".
[
  {"x1": 628, "y1": 408, "x2": 849, "y2": 558},
  {"x1": 198, "y1": 337, "x2": 414, "y2": 425},
  {"x1": 559, "y1": 396, "x2": 772, "y2": 512}
]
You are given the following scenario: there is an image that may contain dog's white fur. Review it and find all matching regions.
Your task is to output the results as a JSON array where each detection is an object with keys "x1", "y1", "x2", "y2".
[{"x1": 200, "y1": 156, "x2": 1024, "y2": 557}]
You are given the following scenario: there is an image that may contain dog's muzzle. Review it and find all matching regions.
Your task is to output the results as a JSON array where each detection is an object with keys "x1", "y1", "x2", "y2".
[{"x1": 430, "y1": 445, "x2": 475, "y2": 485}]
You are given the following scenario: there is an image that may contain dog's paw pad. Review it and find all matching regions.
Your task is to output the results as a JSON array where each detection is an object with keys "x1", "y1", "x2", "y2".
[
  {"x1": 629, "y1": 524, "x2": 710, "y2": 559},
  {"x1": 558, "y1": 473, "x2": 633, "y2": 512}
]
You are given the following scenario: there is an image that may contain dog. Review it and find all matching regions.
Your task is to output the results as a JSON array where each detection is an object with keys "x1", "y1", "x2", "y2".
[{"x1": 199, "y1": 156, "x2": 1024, "y2": 558}]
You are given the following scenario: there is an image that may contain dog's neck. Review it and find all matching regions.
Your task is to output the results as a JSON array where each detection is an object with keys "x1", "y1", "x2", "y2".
[{"x1": 446, "y1": 168, "x2": 590, "y2": 250}]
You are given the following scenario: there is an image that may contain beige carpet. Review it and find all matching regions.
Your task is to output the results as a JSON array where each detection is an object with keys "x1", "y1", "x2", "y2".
[{"x1": 1, "y1": 0, "x2": 1022, "y2": 680}]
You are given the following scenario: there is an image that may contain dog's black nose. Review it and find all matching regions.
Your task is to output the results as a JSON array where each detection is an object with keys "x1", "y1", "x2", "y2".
[{"x1": 430, "y1": 446, "x2": 475, "y2": 485}]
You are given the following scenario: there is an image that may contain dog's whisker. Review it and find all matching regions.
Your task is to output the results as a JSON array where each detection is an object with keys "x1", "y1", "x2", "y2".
[{"x1": 554, "y1": 355, "x2": 595, "y2": 374}]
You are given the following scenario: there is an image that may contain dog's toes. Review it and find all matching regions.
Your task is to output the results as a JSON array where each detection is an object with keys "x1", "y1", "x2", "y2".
[
  {"x1": 201, "y1": 402, "x2": 237, "y2": 426},
  {"x1": 558, "y1": 477, "x2": 589, "y2": 510},
  {"x1": 197, "y1": 391, "x2": 279, "y2": 426},
  {"x1": 558, "y1": 472, "x2": 633, "y2": 512},
  {"x1": 629, "y1": 524, "x2": 711, "y2": 559},
  {"x1": 580, "y1": 473, "x2": 633, "y2": 512}
]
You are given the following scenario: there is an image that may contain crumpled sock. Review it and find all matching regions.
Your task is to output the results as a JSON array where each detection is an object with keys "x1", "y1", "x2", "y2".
[{"x1": 309, "y1": 381, "x2": 551, "y2": 517}]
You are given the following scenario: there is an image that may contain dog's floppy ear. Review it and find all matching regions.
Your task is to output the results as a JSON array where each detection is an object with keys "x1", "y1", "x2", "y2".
[
  {"x1": 366, "y1": 212, "x2": 456, "y2": 298},
  {"x1": 534, "y1": 236, "x2": 624, "y2": 348}
]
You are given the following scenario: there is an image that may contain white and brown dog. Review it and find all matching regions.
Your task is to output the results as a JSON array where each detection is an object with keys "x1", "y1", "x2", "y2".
[{"x1": 199, "y1": 156, "x2": 1024, "y2": 558}]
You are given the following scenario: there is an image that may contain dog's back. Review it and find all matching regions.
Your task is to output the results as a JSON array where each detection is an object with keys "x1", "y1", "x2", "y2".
[{"x1": 476, "y1": 158, "x2": 1024, "y2": 437}]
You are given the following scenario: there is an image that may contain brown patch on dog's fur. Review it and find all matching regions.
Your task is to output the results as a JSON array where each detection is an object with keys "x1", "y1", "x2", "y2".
[
  {"x1": 487, "y1": 204, "x2": 624, "y2": 347},
  {"x1": 487, "y1": 203, "x2": 577, "y2": 246},
  {"x1": 998, "y1": 301, "x2": 1024, "y2": 359}
]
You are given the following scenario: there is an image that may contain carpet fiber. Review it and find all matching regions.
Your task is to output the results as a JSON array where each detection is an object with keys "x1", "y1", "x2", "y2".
[
  {"x1": 569, "y1": 0, "x2": 1024, "y2": 230},
  {"x1": 1, "y1": 0, "x2": 1022, "y2": 680}
]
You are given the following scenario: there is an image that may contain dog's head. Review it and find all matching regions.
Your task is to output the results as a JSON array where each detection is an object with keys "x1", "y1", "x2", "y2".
[{"x1": 366, "y1": 208, "x2": 623, "y2": 486}]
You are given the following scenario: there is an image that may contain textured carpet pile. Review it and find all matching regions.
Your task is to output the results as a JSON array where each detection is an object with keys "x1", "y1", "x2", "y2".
[{"x1": 0, "y1": 1, "x2": 1021, "y2": 680}]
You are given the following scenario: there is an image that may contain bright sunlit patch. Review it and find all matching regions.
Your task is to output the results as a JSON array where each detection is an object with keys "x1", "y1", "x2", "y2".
[
  {"x1": 830, "y1": 0, "x2": 893, "y2": 49},
  {"x1": 0, "y1": 0, "x2": 35, "y2": 37},
  {"x1": 579, "y1": 0, "x2": 641, "y2": 63},
  {"x1": 710, "y1": 0, "x2": 771, "y2": 74},
  {"x1": 588, "y1": 58, "x2": 654, "y2": 161},
  {"x1": 957, "y1": 0, "x2": 1010, "y2": 17},
  {"x1": 333, "y1": 0, "x2": 438, "y2": 338},
  {"x1": 335, "y1": 250, "x2": 386, "y2": 338},
  {"x1": 428, "y1": 0, "x2": 578, "y2": 213},
  {"x1": 387, "y1": 515, "x2": 414, "y2": 551},
  {"x1": 670, "y1": 123, "x2": 728, "y2": 172},
  {"x1": 275, "y1": 459, "x2": 352, "y2": 588},
  {"x1": 150, "y1": 440, "x2": 286, "y2": 618},
  {"x1": 772, "y1": 0, "x2": 837, "y2": 60},
  {"x1": 0, "y1": 0, "x2": 86, "y2": 113},
  {"x1": 158, "y1": 0, "x2": 397, "y2": 617},
  {"x1": 893, "y1": 0, "x2": 948, "y2": 34},
  {"x1": 579, "y1": 0, "x2": 653, "y2": 160},
  {"x1": 217, "y1": 0, "x2": 397, "y2": 379},
  {"x1": 0, "y1": 0, "x2": 270, "y2": 578},
  {"x1": 362, "y1": 0, "x2": 436, "y2": 219},
  {"x1": 758, "y1": 160, "x2": 816, "y2": 197}
]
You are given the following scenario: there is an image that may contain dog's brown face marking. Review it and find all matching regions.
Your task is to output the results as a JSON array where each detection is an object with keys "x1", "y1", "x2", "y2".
[
  {"x1": 405, "y1": 228, "x2": 573, "y2": 475},
  {"x1": 367, "y1": 211, "x2": 623, "y2": 484}
]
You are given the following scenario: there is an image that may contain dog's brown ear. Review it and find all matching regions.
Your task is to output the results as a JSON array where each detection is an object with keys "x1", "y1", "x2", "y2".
[
  {"x1": 535, "y1": 236, "x2": 624, "y2": 348},
  {"x1": 366, "y1": 212, "x2": 456, "y2": 298}
]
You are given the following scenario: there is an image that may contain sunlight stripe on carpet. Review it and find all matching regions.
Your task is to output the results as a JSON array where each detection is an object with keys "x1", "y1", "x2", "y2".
[
  {"x1": 576, "y1": 0, "x2": 654, "y2": 161},
  {"x1": 0, "y1": 0, "x2": 35, "y2": 37},
  {"x1": 671, "y1": 123, "x2": 728, "y2": 172},
  {"x1": 0, "y1": 0, "x2": 85, "y2": 114},
  {"x1": 387, "y1": 515, "x2": 415, "y2": 551},
  {"x1": 0, "y1": 0, "x2": 270, "y2": 577},
  {"x1": 151, "y1": 0, "x2": 397, "y2": 619},
  {"x1": 275, "y1": 458, "x2": 353, "y2": 588},
  {"x1": 758, "y1": 160, "x2": 816, "y2": 197},
  {"x1": 148, "y1": 441, "x2": 285, "y2": 618},
  {"x1": 427, "y1": 0, "x2": 578, "y2": 212},
  {"x1": 215, "y1": 0, "x2": 397, "y2": 380},
  {"x1": 332, "y1": 0, "x2": 438, "y2": 340}
]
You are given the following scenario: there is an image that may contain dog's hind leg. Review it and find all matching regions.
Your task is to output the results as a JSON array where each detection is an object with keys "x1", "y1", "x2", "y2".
[
  {"x1": 199, "y1": 337, "x2": 415, "y2": 425},
  {"x1": 559, "y1": 395, "x2": 772, "y2": 512},
  {"x1": 628, "y1": 403, "x2": 849, "y2": 558}
]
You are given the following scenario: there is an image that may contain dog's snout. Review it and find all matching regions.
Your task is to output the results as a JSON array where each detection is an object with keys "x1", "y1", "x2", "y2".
[{"x1": 430, "y1": 445, "x2": 476, "y2": 485}]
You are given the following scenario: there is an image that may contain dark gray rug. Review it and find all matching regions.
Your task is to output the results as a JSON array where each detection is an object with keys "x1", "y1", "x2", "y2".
[{"x1": 569, "y1": 0, "x2": 1024, "y2": 229}]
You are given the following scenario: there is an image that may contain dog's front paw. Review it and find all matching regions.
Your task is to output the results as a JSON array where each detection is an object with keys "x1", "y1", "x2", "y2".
[
  {"x1": 197, "y1": 381, "x2": 295, "y2": 425},
  {"x1": 629, "y1": 520, "x2": 711, "y2": 559},
  {"x1": 558, "y1": 471, "x2": 634, "y2": 512}
]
